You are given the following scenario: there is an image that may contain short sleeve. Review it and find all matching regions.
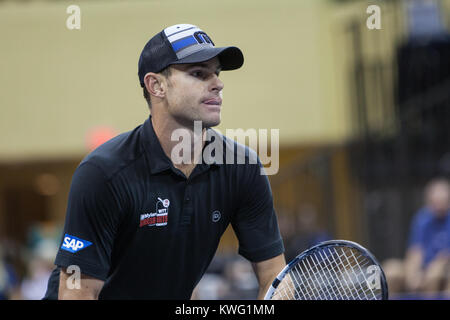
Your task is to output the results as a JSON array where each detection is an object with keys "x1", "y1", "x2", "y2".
[
  {"x1": 231, "y1": 161, "x2": 284, "y2": 262},
  {"x1": 54, "y1": 162, "x2": 122, "y2": 280}
]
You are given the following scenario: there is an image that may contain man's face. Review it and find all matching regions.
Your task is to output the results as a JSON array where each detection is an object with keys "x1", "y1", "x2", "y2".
[
  {"x1": 426, "y1": 181, "x2": 450, "y2": 218},
  {"x1": 163, "y1": 57, "x2": 224, "y2": 128}
]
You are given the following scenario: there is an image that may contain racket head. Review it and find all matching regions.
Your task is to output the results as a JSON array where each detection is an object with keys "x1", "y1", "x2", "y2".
[{"x1": 265, "y1": 240, "x2": 389, "y2": 300}]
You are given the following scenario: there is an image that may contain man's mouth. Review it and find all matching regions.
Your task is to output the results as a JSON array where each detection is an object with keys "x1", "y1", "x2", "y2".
[{"x1": 202, "y1": 98, "x2": 222, "y2": 105}]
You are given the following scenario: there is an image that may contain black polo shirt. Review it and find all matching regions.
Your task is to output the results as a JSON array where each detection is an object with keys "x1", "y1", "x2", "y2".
[{"x1": 44, "y1": 116, "x2": 284, "y2": 299}]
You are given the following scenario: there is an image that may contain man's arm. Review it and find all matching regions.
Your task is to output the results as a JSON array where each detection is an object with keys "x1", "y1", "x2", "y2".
[
  {"x1": 58, "y1": 268, "x2": 105, "y2": 300},
  {"x1": 422, "y1": 251, "x2": 449, "y2": 292},
  {"x1": 54, "y1": 163, "x2": 122, "y2": 299},
  {"x1": 404, "y1": 246, "x2": 424, "y2": 292},
  {"x1": 251, "y1": 254, "x2": 286, "y2": 300}
]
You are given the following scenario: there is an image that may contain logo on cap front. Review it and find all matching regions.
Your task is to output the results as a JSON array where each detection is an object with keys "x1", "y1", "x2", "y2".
[{"x1": 164, "y1": 24, "x2": 215, "y2": 59}]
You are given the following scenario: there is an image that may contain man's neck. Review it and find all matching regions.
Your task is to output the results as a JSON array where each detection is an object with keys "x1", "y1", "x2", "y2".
[{"x1": 151, "y1": 114, "x2": 206, "y2": 177}]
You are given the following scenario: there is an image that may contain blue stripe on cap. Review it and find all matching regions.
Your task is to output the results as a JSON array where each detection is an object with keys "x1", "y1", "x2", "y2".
[{"x1": 171, "y1": 35, "x2": 198, "y2": 52}]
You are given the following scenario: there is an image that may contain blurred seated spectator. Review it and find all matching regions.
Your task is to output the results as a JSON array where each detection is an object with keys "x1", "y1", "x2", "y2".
[{"x1": 384, "y1": 178, "x2": 450, "y2": 297}]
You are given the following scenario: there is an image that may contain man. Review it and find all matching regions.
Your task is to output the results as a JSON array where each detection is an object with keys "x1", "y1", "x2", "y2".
[
  {"x1": 43, "y1": 24, "x2": 285, "y2": 300},
  {"x1": 404, "y1": 178, "x2": 450, "y2": 294},
  {"x1": 383, "y1": 178, "x2": 450, "y2": 296}
]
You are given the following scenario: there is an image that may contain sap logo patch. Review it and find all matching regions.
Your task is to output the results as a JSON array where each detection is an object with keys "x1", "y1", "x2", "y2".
[{"x1": 61, "y1": 234, "x2": 92, "y2": 253}]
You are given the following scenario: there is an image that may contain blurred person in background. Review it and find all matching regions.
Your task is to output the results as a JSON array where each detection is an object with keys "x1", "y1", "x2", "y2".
[
  {"x1": 404, "y1": 178, "x2": 450, "y2": 294},
  {"x1": 191, "y1": 254, "x2": 231, "y2": 299},
  {"x1": 192, "y1": 254, "x2": 260, "y2": 300},
  {"x1": 284, "y1": 204, "x2": 331, "y2": 263},
  {"x1": 26, "y1": 221, "x2": 61, "y2": 253},
  {"x1": 20, "y1": 239, "x2": 58, "y2": 300},
  {"x1": 0, "y1": 243, "x2": 20, "y2": 300},
  {"x1": 384, "y1": 178, "x2": 450, "y2": 297},
  {"x1": 17, "y1": 222, "x2": 60, "y2": 300},
  {"x1": 222, "y1": 256, "x2": 259, "y2": 299},
  {"x1": 191, "y1": 273, "x2": 230, "y2": 300}
]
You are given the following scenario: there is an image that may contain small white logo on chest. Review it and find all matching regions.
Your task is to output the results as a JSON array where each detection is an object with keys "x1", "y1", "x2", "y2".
[{"x1": 212, "y1": 210, "x2": 221, "y2": 222}]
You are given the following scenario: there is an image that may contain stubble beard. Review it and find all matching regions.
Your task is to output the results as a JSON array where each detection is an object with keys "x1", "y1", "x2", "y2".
[{"x1": 172, "y1": 102, "x2": 221, "y2": 130}]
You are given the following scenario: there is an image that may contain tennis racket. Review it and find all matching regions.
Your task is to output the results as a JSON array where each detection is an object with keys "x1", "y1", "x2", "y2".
[{"x1": 264, "y1": 240, "x2": 388, "y2": 300}]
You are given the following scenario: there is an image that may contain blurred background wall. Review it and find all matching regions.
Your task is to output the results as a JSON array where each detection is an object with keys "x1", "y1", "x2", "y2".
[{"x1": 0, "y1": 0, "x2": 449, "y2": 299}]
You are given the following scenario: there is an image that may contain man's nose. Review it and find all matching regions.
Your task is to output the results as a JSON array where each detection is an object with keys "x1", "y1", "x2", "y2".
[{"x1": 210, "y1": 74, "x2": 224, "y2": 92}]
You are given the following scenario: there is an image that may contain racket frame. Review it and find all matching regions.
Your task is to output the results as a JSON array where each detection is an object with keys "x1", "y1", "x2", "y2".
[{"x1": 264, "y1": 239, "x2": 389, "y2": 300}]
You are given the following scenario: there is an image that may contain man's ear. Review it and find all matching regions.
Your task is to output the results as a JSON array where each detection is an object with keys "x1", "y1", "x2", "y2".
[{"x1": 144, "y1": 72, "x2": 166, "y2": 99}]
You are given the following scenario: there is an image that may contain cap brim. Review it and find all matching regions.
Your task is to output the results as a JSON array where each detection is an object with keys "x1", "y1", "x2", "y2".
[{"x1": 171, "y1": 46, "x2": 244, "y2": 70}]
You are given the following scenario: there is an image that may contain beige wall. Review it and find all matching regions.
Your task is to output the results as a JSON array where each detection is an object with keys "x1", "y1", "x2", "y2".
[{"x1": 0, "y1": 0, "x2": 400, "y2": 161}]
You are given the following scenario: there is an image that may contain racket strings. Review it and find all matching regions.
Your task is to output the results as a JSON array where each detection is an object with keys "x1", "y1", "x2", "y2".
[
  {"x1": 272, "y1": 246, "x2": 382, "y2": 300},
  {"x1": 334, "y1": 248, "x2": 375, "y2": 299},
  {"x1": 302, "y1": 248, "x2": 374, "y2": 299},
  {"x1": 324, "y1": 248, "x2": 377, "y2": 299},
  {"x1": 308, "y1": 252, "x2": 346, "y2": 299},
  {"x1": 347, "y1": 249, "x2": 378, "y2": 299},
  {"x1": 328, "y1": 248, "x2": 370, "y2": 299}
]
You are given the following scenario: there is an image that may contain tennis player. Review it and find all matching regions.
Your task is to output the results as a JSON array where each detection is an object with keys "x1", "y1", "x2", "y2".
[{"x1": 43, "y1": 23, "x2": 285, "y2": 300}]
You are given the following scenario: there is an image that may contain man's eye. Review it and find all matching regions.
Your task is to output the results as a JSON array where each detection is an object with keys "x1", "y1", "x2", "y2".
[{"x1": 191, "y1": 71, "x2": 205, "y2": 78}]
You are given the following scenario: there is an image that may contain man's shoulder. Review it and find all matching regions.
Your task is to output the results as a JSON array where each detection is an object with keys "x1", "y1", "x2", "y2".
[
  {"x1": 80, "y1": 125, "x2": 145, "y2": 180},
  {"x1": 412, "y1": 207, "x2": 435, "y2": 226}
]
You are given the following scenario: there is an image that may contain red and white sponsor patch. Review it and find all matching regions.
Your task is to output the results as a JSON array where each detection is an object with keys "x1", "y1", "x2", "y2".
[{"x1": 140, "y1": 197, "x2": 169, "y2": 227}]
